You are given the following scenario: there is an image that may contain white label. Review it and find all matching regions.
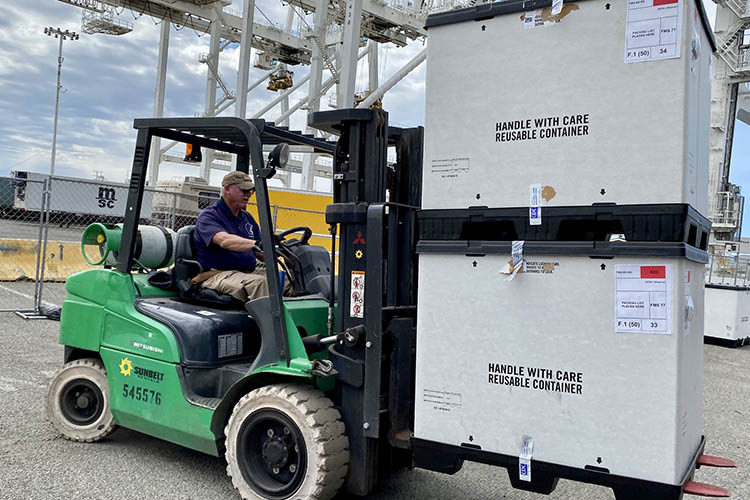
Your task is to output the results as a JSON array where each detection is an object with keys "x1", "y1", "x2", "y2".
[
  {"x1": 430, "y1": 157, "x2": 470, "y2": 180},
  {"x1": 523, "y1": 11, "x2": 536, "y2": 29},
  {"x1": 530, "y1": 184, "x2": 542, "y2": 226},
  {"x1": 615, "y1": 265, "x2": 672, "y2": 334},
  {"x1": 519, "y1": 437, "x2": 534, "y2": 482},
  {"x1": 506, "y1": 241, "x2": 526, "y2": 281},
  {"x1": 522, "y1": 9, "x2": 561, "y2": 29},
  {"x1": 684, "y1": 270, "x2": 693, "y2": 335},
  {"x1": 350, "y1": 271, "x2": 365, "y2": 318},
  {"x1": 423, "y1": 389, "x2": 462, "y2": 412},
  {"x1": 551, "y1": 0, "x2": 563, "y2": 16},
  {"x1": 625, "y1": 0, "x2": 683, "y2": 64}
]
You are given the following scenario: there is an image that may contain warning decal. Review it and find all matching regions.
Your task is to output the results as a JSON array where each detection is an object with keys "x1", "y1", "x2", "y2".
[
  {"x1": 615, "y1": 264, "x2": 672, "y2": 334},
  {"x1": 350, "y1": 271, "x2": 365, "y2": 318}
]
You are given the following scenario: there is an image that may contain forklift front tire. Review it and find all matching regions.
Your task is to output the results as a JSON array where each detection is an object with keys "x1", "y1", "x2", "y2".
[
  {"x1": 45, "y1": 358, "x2": 118, "y2": 442},
  {"x1": 224, "y1": 384, "x2": 349, "y2": 500}
]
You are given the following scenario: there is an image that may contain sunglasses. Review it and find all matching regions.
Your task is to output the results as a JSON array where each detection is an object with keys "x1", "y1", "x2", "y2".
[{"x1": 240, "y1": 187, "x2": 255, "y2": 195}]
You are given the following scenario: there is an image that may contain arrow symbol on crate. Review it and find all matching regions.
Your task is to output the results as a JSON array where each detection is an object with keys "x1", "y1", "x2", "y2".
[{"x1": 600, "y1": 189, "x2": 606, "y2": 195}]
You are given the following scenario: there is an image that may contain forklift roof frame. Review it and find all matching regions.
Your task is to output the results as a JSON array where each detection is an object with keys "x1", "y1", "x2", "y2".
[{"x1": 117, "y1": 117, "x2": 336, "y2": 366}]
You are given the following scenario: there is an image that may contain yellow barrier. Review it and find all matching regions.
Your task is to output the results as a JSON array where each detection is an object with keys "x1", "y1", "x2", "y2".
[{"x1": 0, "y1": 239, "x2": 89, "y2": 281}]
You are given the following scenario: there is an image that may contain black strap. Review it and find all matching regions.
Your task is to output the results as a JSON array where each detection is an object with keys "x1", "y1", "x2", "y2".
[{"x1": 156, "y1": 225, "x2": 175, "y2": 269}]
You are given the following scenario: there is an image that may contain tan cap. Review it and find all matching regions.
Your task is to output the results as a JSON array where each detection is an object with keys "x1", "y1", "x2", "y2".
[{"x1": 222, "y1": 171, "x2": 254, "y2": 190}]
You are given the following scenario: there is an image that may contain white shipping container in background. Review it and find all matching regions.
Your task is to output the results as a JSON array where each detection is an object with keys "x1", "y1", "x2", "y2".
[
  {"x1": 15, "y1": 172, "x2": 154, "y2": 219},
  {"x1": 422, "y1": 0, "x2": 713, "y2": 213},
  {"x1": 704, "y1": 285, "x2": 750, "y2": 345},
  {"x1": 415, "y1": 251, "x2": 705, "y2": 485}
]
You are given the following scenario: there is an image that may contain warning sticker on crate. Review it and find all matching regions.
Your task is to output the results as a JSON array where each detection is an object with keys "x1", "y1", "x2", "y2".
[
  {"x1": 625, "y1": 0, "x2": 683, "y2": 64},
  {"x1": 350, "y1": 271, "x2": 365, "y2": 318},
  {"x1": 615, "y1": 264, "x2": 672, "y2": 334}
]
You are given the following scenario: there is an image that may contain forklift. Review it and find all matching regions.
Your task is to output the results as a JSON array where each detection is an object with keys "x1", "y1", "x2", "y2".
[
  {"x1": 46, "y1": 111, "x2": 421, "y2": 500},
  {"x1": 47, "y1": 110, "x2": 733, "y2": 500}
]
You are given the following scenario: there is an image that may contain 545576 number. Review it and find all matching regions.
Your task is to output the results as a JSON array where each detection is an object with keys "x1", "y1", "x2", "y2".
[{"x1": 122, "y1": 384, "x2": 162, "y2": 405}]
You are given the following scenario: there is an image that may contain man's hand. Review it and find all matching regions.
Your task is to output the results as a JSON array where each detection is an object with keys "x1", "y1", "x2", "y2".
[
  {"x1": 254, "y1": 248, "x2": 265, "y2": 262},
  {"x1": 212, "y1": 231, "x2": 256, "y2": 252}
]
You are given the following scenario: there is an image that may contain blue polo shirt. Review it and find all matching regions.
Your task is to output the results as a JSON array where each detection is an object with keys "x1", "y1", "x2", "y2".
[{"x1": 194, "y1": 198, "x2": 261, "y2": 272}]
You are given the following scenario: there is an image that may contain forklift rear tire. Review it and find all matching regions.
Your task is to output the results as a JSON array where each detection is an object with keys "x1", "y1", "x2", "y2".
[
  {"x1": 45, "y1": 358, "x2": 118, "y2": 442},
  {"x1": 224, "y1": 383, "x2": 349, "y2": 500}
]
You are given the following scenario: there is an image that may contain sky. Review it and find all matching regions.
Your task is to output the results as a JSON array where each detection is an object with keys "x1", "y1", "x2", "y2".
[{"x1": 0, "y1": 0, "x2": 748, "y2": 234}]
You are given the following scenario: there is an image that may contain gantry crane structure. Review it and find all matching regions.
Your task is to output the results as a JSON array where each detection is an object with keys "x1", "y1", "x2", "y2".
[
  {"x1": 709, "y1": 0, "x2": 750, "y2": 250},
  {"x1": 56, "y1": 0, "x2": 459, "y2": 189}
]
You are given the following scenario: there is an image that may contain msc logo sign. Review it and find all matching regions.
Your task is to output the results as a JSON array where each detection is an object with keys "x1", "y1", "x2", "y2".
[{"x1": 97, "y1": 187, "x2": 117, "y2": 209}]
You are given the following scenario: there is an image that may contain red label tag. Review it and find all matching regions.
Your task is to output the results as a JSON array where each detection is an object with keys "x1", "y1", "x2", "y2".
[
  {"x1": 641, "y1": 266, "x2": 666, "y2": 279},
  {"x1": 653, "y1": 0, "x2": 678, "y2": 5}
]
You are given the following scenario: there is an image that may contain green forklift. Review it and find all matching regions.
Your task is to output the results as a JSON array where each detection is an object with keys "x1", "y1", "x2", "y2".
[{"x1": 46, "y1": 111, "x2": 424, "y2": 500}]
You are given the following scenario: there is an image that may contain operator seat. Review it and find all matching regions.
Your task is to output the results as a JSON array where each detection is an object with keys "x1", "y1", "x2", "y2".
[{"x1": 173, "y1": 225, "x2": 243, "y2": 308}]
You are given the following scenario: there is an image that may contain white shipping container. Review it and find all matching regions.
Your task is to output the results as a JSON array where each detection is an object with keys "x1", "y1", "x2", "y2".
[
  {"x1": 704, "y1": 284, "x2": 750, "y2": 345},
  {"x1": 15, "y1": 172, "x2": 154, "y2": 219},
  {"x1": 415, "y1": 251, "x2": 704, "y2": 485},
  {"x1": 422, "y1": 0, "x2": 713, "y2": 214}
]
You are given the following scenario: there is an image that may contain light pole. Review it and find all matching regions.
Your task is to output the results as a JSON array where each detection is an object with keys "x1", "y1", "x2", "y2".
[{"x1": 44, "y1": 27, "x2": 79, "y2": 178}]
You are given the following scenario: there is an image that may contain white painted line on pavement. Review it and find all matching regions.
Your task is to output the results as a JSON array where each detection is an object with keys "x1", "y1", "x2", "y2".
[
  {"x1": 0, "y1": 284, "x2": 58, "y2": 308},
  {"x1": 0, "y1": 376, "x2": 45, "y2": 389}
]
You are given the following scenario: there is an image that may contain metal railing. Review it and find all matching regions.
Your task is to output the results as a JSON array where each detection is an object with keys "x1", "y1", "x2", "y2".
[{"x1": 706, "y1": 251, "x2": 750, "y2": 286}]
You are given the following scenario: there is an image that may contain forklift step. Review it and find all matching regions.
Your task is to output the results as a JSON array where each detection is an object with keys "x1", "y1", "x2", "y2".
[
  {"x1": 696, "y1": 454, "x2": 737, "y2": 468},
  {"x1": 683, "y1": 481, "x2": 730, "y2": 497}
]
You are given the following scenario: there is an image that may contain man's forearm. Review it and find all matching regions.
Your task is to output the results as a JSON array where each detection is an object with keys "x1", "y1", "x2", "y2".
[{"x1": 213, "y1": 232, "x2": 256, "y2": 251}]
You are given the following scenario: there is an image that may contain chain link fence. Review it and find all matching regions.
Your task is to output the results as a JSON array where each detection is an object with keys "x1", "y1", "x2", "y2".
[
  {"x1": 706, "y1": 249, "x2": 750, "y2": 287},
  {"x1": 0, "y1": 175, "x2": 49, "y2": 316},
  {"x1": 0, "y1": 174, "x2": 329, "y2": 317}
]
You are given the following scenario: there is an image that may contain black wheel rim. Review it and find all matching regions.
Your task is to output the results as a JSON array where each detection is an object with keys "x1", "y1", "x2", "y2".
[
  {"x1": 237, "y1": 409, "x2": 307, "y2": 499},
  {"x1": 59, "y1": 378, "x2": 104, "y2": 426}
]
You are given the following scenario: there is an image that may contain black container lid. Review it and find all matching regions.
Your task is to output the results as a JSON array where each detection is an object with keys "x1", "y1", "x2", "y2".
[{"x1": 425, "y1": 0, "x2": 716, "y2": 52}]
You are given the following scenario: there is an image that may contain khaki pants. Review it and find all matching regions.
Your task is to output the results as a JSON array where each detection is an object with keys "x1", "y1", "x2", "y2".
[{"x1": 201, "y1": 270, "x2": 269, "y2": 302}]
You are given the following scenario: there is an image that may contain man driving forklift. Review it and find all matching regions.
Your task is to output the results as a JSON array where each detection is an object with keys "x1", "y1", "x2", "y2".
[{"x1": 192, "y1": 171, "x2": 270, "y2": 302}]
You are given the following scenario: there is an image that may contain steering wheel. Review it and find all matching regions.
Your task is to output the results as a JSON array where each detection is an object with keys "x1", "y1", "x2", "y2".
[{"x1": 275, "y1": 226, "x2": 313, "y2": 247}]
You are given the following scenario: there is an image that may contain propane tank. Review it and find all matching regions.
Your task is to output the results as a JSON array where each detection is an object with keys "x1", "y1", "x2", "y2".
[{"x1": 81, "y1": 223, "x2": 176, "y2": 269}]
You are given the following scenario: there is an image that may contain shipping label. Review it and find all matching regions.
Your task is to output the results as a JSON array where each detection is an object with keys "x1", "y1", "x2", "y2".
[
  {"x1": 530, "y1": 184, "x2": 542, "y2": 226},
  {"x1": 625, "y1": 0, "x2": 683, "y2": 63},
  {"x1": 615, "y1": 264, "x2": 672, "y2": 334}
]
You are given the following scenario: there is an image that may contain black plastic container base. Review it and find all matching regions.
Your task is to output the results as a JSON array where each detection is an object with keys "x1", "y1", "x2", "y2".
[
  {"x1": 417, "y1": 204, "x2": 710, "y2": 250},
  {"x1": 412, "y1": 436, "x2": 706, "y2": 500},
  {"x1": 704, "y1": 335, "x2": 750, "y2": 349}
]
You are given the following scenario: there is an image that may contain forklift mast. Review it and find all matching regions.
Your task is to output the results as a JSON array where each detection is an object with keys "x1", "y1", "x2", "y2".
[{"x1": 309, "y1": 109, "x2": 423, "y2": 495}]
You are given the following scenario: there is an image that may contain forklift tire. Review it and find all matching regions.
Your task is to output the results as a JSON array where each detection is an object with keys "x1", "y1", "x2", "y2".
[
  {"x1": 45, "y1": 358, "x2": 118, "y2": 442},
  {"x1": 224, "y1": 383, "x2": 349, "y2": 500}
]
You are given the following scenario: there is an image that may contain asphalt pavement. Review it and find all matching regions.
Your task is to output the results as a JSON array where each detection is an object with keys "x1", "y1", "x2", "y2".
[{"x1": 0, "y1": 283, "x2": 747, "y2": 500}]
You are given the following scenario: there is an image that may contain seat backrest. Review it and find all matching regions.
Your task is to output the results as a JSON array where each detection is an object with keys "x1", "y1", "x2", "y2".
[
  {"x1": 173, "y1": 225, "x2": 201, "y2": 283},
  {"x1": 172, "y1": 225, "x2": 242, "y2": 309}
]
